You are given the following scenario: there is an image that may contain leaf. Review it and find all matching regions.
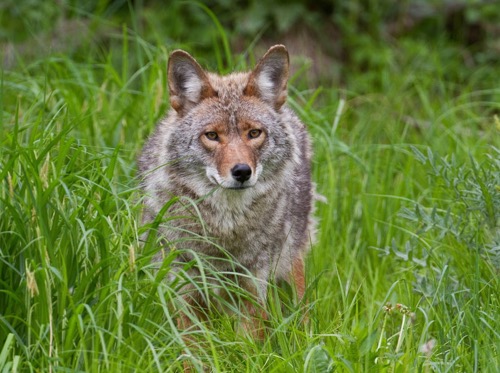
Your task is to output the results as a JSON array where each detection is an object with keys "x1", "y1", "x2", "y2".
[
  {"x1": 0, "y1": 334, "x2": 14, "y2": 370},
  {"x1": 304, "y1": 343, "x2": 334, "y2": 373},
  {"x1": 410, "y1": 145, "x2": 427, "y2": 164}
]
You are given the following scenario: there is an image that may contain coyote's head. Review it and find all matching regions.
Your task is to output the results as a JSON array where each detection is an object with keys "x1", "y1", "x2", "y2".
[{"x1": 166, "y1": 45, "x2": 292, "y2": 191}]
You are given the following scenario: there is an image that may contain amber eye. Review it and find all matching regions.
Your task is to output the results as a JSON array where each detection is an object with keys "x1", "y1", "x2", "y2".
[
  {"x1": 248, "y1": 129, "x2": 262, "y2": 139},
  {"x1": 205, "y1": 132, "x2": 219, "y2": 141}
]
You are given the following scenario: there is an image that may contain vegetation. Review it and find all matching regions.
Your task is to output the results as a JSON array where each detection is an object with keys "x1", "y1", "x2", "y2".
[{"x1": 1, "y1": 1, "x2": 499, "y2": 371}]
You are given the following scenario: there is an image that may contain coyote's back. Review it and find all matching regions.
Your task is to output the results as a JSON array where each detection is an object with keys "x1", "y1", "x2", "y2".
[{"x1": 138, "y1": 45, "x2": 317, "y2": 333}]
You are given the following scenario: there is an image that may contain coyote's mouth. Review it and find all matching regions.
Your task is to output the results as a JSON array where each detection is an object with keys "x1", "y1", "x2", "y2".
[
  {"x1": 226, "y1": 184, "x2": 252, "y2": 190},
  {"x1": 206, "y1": 167, "x2": 256, "y2": 190}
]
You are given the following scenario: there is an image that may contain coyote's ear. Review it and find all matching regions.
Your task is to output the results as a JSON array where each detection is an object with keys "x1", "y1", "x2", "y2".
[
  {"x1": 168, "y1": 50, "x2": 217, "y2": 113},
  {"x1": 244, "y1": 45, "x2": 289, "y2": 110}
]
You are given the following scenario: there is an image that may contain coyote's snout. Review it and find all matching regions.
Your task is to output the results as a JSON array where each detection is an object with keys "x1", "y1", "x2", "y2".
[
  {"x1": 138, "y1": 44, "x2": 317, "y2": 339},
  {"x1": 203, "y1": 121, "x2": 265, "y2": 189}
]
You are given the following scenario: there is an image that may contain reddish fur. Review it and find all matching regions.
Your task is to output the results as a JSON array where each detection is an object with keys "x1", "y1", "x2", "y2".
[
  {"x1": 291, "y1": 255, "x2": 306, "y2": 300},
  {"x1": 240, "y1": 299, "x2": 268, "y2": 339}
]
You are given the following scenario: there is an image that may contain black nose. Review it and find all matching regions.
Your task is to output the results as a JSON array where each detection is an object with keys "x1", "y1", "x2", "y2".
[{"x1": 231, "y1": 163, "x2": 252, "y2": 183}]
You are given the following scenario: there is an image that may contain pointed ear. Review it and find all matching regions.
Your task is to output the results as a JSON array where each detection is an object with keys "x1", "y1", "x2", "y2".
[
  {"x1": 167, "y1": 50, "x2": 217, "y2": 113},
  {"x1": 244, "y1": 45, "x2": 289, "y2": 110}
]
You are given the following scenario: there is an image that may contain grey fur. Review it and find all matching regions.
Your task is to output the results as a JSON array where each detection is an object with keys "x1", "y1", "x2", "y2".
[{"x1": 138, "y1": 45, "x2": 317, "y2": 304}]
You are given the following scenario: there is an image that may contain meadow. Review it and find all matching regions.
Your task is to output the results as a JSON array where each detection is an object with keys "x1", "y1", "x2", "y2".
[{"x1": 1, "y1": 2, "x2": 499, "y2": 372}]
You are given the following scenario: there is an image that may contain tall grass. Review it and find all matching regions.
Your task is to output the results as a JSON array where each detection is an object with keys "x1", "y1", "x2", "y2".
[{"x1": 1, "y1": 7, "x2": 499, "y2": 373}]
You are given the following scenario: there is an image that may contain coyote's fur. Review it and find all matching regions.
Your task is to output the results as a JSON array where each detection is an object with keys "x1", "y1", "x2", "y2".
[{"x1": 138, "y1": 45, "x2": 317, "y2": 335}]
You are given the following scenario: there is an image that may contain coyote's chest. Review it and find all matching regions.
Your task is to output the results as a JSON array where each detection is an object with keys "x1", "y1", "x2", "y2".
[{"x1": 199, "y1": 187, "x2": 284, "y2": 239}]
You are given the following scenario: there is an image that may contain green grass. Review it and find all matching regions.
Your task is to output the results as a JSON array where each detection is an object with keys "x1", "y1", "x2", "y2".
[{"x1": 1, "y1": 8, "x2": 499, "y2": 373}]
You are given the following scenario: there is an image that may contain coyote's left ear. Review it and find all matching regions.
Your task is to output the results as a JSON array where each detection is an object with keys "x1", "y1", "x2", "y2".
[
  {"x1": 245, "y1": 45, "x2": 289, "y2": 110},
  {"x1": 168, "y1": 50, "x2": 217, "y2": 114}
]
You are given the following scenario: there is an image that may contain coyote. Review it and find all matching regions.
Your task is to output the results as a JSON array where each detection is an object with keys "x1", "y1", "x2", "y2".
[{"x1": 138, "y1": 45, "x2": 317, "y2": 335}]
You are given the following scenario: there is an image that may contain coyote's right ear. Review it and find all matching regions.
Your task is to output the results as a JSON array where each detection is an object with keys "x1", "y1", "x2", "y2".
[
  {"x1": 168, "y1": 50, "x2": 217, "y2": 113},
  {"x1": 245, "y1": 45, "x2": 289, "y2": 110}
]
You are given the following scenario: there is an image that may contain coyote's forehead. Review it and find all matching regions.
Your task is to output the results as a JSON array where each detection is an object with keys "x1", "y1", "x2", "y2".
[
  {"x1": 206, "y1": 72, "x2": 251, "y2": 103},
  {"x1": 186, "y1": 71, "x2": 275, "y2": 131}
]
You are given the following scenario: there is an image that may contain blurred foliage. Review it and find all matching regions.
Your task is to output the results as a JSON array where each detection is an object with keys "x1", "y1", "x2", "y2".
[
  {"x1": 2, "y1": 0, "x2": 499, "y2": 54},
  {"x1": 0, "y1": 0, "x2": 61, "y2": 42},
  {"x1": 1, "y1": 0, "x2": 500, "y2": 91}
]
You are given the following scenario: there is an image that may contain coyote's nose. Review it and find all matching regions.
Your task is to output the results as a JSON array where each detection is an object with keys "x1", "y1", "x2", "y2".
[{"x1": 231, "y1": 163, "x2": 252, "y2": 183}]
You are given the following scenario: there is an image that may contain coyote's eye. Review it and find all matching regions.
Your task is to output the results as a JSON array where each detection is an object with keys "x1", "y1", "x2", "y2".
[
  {"x1": 248, "y1": 129, "x2": 262, "y2": 139},
  {"x1": 205, "y1": 132, "x2": 219, "y2": 141}
]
